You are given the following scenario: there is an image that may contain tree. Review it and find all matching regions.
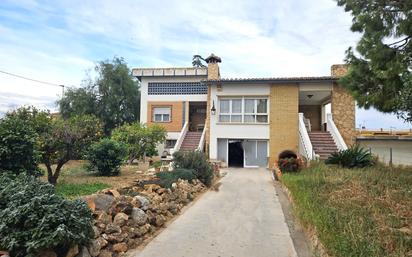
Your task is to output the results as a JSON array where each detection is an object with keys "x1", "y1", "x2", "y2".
[
  {"x1": 39, "y1": 115, "x2": 102, "y2": 185},
  {"x1": 58, "y1": 87, "x2": 97, "y2": 118},
  {"x1": 58, "y1": 57, "x2": 140, "y2": 134},
  {"x1": 0, "y1": 108, "x2": 41, "y2": 175},
  {"x1": 337, "y1": 0, "x2": 412, "y2": 122},
  {"x1": 111, "y1": 123, "x2": 166, "y2": 164}
]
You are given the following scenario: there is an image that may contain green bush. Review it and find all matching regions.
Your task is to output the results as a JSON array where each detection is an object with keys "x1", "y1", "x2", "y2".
[
  {"x1": 325, "y1": 145, "x2": 375, "y2": 168},
  {"x1": 156, "y1": 168, "x2": 196, "y2": 188},
  {"x1": 173, "y1": 151, "x2": 214, "y2": 187},
  {"x1": 87, "y1": 138, "x2": 127, "y2": 176},
  {"x1": 0, "y1": 111, "x2": 40, "y2": 176},
  {"x1": 0, "y1": 174, "x2": 93, "y2": 257}
]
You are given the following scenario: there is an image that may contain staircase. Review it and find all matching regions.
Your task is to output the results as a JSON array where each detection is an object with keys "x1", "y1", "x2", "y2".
[
  {"x1": 180, "y1": 132, "x2": 202, "y2": 151},
  {"x1": 309, "y1": 131, "x2": 339, "y2": 160}
]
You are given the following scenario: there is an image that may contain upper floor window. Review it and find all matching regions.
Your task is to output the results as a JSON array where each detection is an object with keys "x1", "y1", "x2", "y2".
[
  {"x1": 153, "y1": 107, "x2": 171, "y2": 122},
  {"x1": 218, "y1": 97, "x2": 268, "y2": 123}
]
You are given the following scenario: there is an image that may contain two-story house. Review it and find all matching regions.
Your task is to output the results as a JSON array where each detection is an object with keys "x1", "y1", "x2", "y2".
[{"x1": 133, "y1": 54, "x2": 355, "y2": 168}]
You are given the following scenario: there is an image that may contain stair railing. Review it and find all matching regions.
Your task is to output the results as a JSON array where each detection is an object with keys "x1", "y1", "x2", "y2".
[
  {"x1": 298, "y1": 113, "x2": 314, "y2": 160},
  {"x1": 196, "y1": 127, "x2": 206, "y2": 152},
  {"x1": 171, "y1": 121, "x2": 189, "y2": 155},
  {"x1": 326, "y1": 113, "x2": 348, "y2": 151}
]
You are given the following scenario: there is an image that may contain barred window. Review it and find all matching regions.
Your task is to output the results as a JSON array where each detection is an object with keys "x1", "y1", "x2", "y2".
[{"x1": 148, "y1": 82, "x2": 207, "y2": 95}]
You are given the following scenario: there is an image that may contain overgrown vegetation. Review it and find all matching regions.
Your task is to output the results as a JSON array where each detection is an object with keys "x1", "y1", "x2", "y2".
[
  {"x1": 58, "y1": 57, "x2": 140, "y2": 134},
  {"x1": 87, "y1": 138, "x2": 127, "y2": 176},
  {"x1": 111, "y1": 123, "x2": 166, "y2": 164},
  {"x1": 173, "y1": 151, "x2": 214, "y2": 187},
  {"x1": 325, "y1": 145, "x2": 375, "y2": 168},
  {"x1": 56, "y1": 181, "x2": 110, "y2": 198},
  {"x1": 156, "y1": 168, "x2": 196, "y2": 188},
  {"x1": 0, "y1": 109, "x2": 41, "y2": 176},
  {"x1": 0, "y1": 174, "x2": 94, "y2": 257},
  {"x1": 282, "y1": 162, "x2": 412, "y2": 257}
]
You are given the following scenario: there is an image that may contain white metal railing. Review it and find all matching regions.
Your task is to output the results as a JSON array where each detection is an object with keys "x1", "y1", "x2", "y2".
[
  {"x1": 326, "y1": 113, "x2": 348, "y2": 151},
  {"x1": 196, "y1": 127, "x2": 206, "y2": 152},
  {"x1": 171, "y1": 121, "x2": 189, "y2": 154},
  {"x1": 298, "y1": 113, "x2": 314, "y2": 160}
]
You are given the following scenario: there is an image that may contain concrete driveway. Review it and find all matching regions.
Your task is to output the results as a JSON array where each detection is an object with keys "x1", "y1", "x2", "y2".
[{"x1": 129, "y1": 168, "x2": 297, "y2": 257}]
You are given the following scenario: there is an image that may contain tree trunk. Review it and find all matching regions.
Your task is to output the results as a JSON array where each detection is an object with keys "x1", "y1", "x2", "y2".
[{"x1": 47, "y1": 160, "x2": 66, "y2": 186}]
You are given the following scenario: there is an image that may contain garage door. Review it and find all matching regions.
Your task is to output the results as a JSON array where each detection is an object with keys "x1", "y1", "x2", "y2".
[{"x1": 244, "y1": 140, "x2": 268, "y2": 167}]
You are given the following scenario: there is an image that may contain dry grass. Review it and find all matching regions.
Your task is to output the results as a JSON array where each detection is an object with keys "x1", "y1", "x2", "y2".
[
  {"x1": 282, "y1": 162, "x2": 412, "y2": 257},
  {"x1": 40, "y1": 160, "x2": 152, "y2": 189}
]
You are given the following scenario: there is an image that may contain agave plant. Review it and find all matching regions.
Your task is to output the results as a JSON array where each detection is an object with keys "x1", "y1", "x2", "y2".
[{"x1": 325, "y1": 145, "x2": 375, "y2": 168}]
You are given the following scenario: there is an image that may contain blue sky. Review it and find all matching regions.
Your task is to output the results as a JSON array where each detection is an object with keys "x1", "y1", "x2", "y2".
[{"x1": 0, "y1": 0, "x2": 411, "y2": 129}]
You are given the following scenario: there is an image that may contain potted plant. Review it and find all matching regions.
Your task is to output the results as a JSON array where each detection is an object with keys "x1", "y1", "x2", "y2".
[{"x1": 152, "y1": 161, "x2": 162, "y2": 172}]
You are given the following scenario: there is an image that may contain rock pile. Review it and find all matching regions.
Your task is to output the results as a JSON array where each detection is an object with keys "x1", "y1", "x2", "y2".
[{"x1": 77, "y1": 179, "x2": 206, "y2": 257}]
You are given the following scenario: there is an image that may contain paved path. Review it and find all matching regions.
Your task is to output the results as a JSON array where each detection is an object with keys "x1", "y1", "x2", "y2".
[{"x1": 129, "y1": 168, "x2": 297, "y2": 257}]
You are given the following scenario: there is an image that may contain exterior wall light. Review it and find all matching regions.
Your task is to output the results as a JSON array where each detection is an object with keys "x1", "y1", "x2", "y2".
[{"x1": 211, "y1": 100, "x2": 216, "y2": 115}]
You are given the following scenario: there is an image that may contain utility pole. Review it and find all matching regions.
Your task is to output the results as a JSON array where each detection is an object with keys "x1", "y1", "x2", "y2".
[{"x1": 60, "y1": 85, "x2": 65, "y2": 97}]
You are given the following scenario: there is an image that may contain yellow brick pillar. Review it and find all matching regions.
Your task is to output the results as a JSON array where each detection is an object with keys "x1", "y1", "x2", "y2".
[
  {"x1": 269, "y1": 84, "x2": 299, "y2": 167},
  {"x1": 205, "y1": 54, "x2": 221, "y2": 158}
]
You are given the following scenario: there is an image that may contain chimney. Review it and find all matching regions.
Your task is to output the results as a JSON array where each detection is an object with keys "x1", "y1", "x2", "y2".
[
  {"x1": 331, "y1": 64, "x2": 348, "y2": 77},
  {"x1": 205, "y1": 53, "x2": 221, "y2": 80}
]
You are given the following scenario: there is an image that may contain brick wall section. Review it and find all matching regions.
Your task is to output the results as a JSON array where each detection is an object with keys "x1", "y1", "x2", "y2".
[
  {"x1": 331, "y1": 65, "x2": 356, "y2": 146},
  {"x1": 147, "y1": 101, "x2": 184, "y2": 132},
  {"x1": 205, "y1": 63, "x2": 220, "y2": 156},
  {"x1": 269, "y1": 84, "x2": 299, "y2": 167}
]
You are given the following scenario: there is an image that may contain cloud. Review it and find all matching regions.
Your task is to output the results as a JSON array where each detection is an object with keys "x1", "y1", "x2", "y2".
[{"x1": 0, "y1": 0, "x2": 409, "y2": 129}]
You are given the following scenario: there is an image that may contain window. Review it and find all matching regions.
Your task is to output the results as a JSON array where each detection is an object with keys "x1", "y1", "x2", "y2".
[
  {"x1": 152, "y1": 107, "x2": 171, "y2": 122},
  {"x1": 148, "y1": 82, "x2": 207, "y2": 95},
  {"x1": 218, "y1": 97, "x2": 268, "y2": 123},
  {"x1": 165, "y1": 139, "x2": 177, "y2": 148}
]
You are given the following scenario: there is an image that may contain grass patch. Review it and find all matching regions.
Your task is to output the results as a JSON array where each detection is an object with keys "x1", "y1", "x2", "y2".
[
  {"x1": 282, "y1": 162, "x2": 412, "y2": 257},
  {"x1": 55, "y1": 181, "x2": 110, "y2": 198}
]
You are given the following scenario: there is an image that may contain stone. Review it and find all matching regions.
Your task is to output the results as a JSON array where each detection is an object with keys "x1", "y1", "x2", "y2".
[
  {"x1": 110, "y1": 200, "x2": 133, "y2": 215},
  {"x1": 92, "y1": 226, "x2": 100, "y2": 238},
  {"x1": 87, "y1": 239, "x2": 101, "y2": 257},
  {"x1": 133, "y1": 195, "x2": 150, "y2": 210},
  {"x1": 105, "y1": 223, "x2": 121, "y2": 234},
  {"x1": 157, "y1": 188, "x2": 166, "y2": 194},
  {"x1": 65, "y1": 245, "x2": 79, "y2": 257},
  {"x1": 97, "y1": 250, "x2": 112, "y2": 257},
  {"x1": 96, "y1": 237, "x2": 108, "y2": 248},
  {"x1": 97, "y1": 212, "x2": 112, "y2": 225},
  {"x1": 89, "y1": 194, "x2": 115, "y2": 212},
  {"x1": 130, "y1": 207, "x2": 148, "y2": 225},
  {"x1": 113, "y1": 212, "x2": 128, "y2": 227},
  {"x1": 105, "y1": 232, "x2": 127, "y2": 243},
  {"x1": 108, "y1": 189, "x2": 121, "y2": 197},
  {"x1": 154, "y1": 214, "x2": 166, "y2": 227},
  {"x1": 77, "y1": 247, "x2": 91, "y2": 257},
  {"x1": 84, "y1": 197, "x2": 96, "y2": 211},
  {"x1": 36, "y1": 250, "x2": 57, "y2": 257},
  {"x1": 112, "y1": 243, "x2": 128, "y2": 253}
]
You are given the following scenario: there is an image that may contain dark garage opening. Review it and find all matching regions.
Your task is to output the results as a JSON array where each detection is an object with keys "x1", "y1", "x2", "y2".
[{"x1": 228, "y1": 140, "x2": 244, "y2": 167}]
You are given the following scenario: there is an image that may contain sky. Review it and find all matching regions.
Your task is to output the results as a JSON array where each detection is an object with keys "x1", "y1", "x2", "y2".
[{"x1": 0, "y1": 0, "x2": 411, "y2": 130}]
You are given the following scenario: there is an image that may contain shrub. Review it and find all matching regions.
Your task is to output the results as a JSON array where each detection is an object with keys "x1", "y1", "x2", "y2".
[
  {"x1": 111, "y1": 123, "x2": 166, "y2": 164},
  {"x1": 0, "y1": 174, "x2": 93, "y2": 257},
  {"x1": 156, "y1": 168, "x2": 196, "y2": 188},
  {"x1": 87, "y1": 138, "x2": 127, "y2": 176},
  {"x1": 173, "y1": 151, "x2": 214, "y2": 187},
  {"x1": 0, "y1": 110, "x2": 40, "y2": 176},
  {"x1": 325, "y1": 145, "x2": 375, "y2": 168}
]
